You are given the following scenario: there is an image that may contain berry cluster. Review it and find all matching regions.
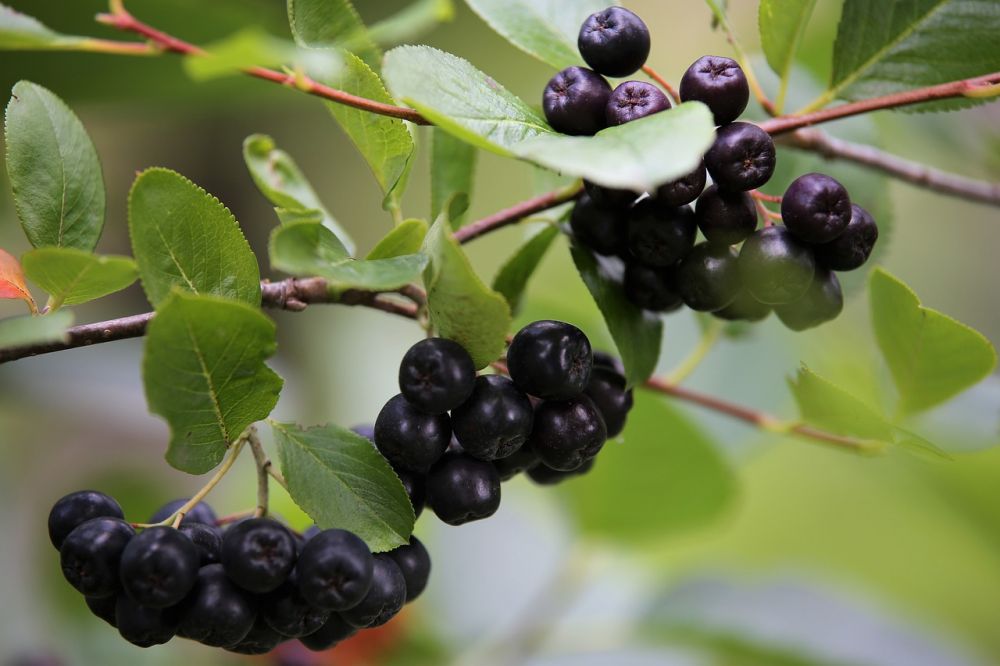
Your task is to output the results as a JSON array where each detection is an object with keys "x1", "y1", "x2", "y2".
[
  {"x1": 545, "y1": 7, "x2": 879, "y2": 330},
  {"x1": 370, "y1": 321, "x2": 635, "y2": 526},
  {"x1": 49, "y1": 492, "x2": 428, "y2": 653}
]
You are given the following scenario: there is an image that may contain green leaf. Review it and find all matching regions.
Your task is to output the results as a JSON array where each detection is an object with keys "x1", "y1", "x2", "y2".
[
  {"x1": 870, "y1": 268, "x2": 997, "y2": 414},
  {"x1": 242, "y1": 134, "x2": 354, "y2": 254},
  {"x1": 0, "y1": 3, "x2": 89, "y2": 51},
  {"x1": 462, "y1": 0, "x2": 607, "y2": 69},
  {"x1": 143, "y1": 292, "x2": 282, "y2": 475},
  {"x1": 563, "y1": 393, "x2": 735, "y2": 542},
  {"x1": 183, "y1": 28, "x2": 342, "y2": 82},
  {"x1": 788, "y1": 365, "x2": 894, "y2": 441},
  {"x1": 422, "y1": 214, "x2": 511, "y2": 369},
  {"x1": 0, "y1": 311, "x2": 73, "y2": 349},
  {"x1": 21, "y1": 248, "x2": 137, "y2": 307},
  {"x1": 829, "y1": 0, "x2": 1000, "y2": 107},
  {"x1": 325, "y1": 52, "x2": 415, "y2": 209},
  {"x1": 272, "y1": 421, "x2": 415, "y2": 551},
  {"x1": 570, "y1": 246, "x2": 662, "y2": 387},
  {"x1": 431, "y1": 129, "x2": 477, "y2": 229},
  {"x1": 128, "y1": 168, "x2": 261, "y2": 308},
  {"x1": 270, "y1": 220, "x2": 427, "y2": 291},
  {"x1": 366, "y1": 219, "x2": 428, "y2": 260},
  {"x1": 514, "y1": 103, "x2": 716, "y2": 192},
  {"x1": 758, "y1": 0, "x2": 817, "y2": 91},
  {"x1": 492, "y1": 225, "x2": 559, "y2": 315},
  {"x1": 368, "y1": 0, "x2": 455, "y2": 47},
  {"x1": 4, "y1": 81, "x2": 105, "y2": 251},
  {"x1": 383, "y1": 45, "x2": 551, "y2": 156},
  {"x1": 287, "y1": 0, "x2": 379, "y2": 67}
]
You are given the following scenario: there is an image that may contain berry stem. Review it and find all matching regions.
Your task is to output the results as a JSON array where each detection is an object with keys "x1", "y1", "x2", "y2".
[
  {"x1": 247, "y1": 429, "x2": 271, "y2": 518},
  {"x1": 751, "y1": 190, "x2": 782, "y2": 204},
  {"x1": 641, "y1": 65, "x2": 681, "y2": 105},
  {"x1": 701, "y1": 2, "x2": 777, "y2": 116},
  {"x1": 453, "y1": 182, "x2": 584, "y2": 244}
]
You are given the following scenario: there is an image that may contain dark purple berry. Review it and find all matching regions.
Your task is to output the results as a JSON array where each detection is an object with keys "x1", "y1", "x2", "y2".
[
  {"x1": 492, "y1": 443, "x2": 541, "y2": 481},
  {"x1": 115, "y1": 595, "x2": 179, "y2": 648},
  {"x1": 814, "y1": 204, "x2": 878, "y2": 270},
  {"x1": 606, "y1": 81, "x2": 670, "y2": 125},
  {"x1": 627, "y1": 199, "x2": 697, "y2": 267},
  {"x1": 387, "y1": 536, "x2": 431, "y2": 603},
  {"x1": 527, "y1": 458, "x2": 595, "y2": 485},
  {"x1": 712, "y1": 290, "x2": 772, "y2": 322},
  {"x1": 399, "y1": 337, "x2": 476, "y2": 415},
  {"x1": 451, "y1": 375, "x2": 534, "y2": 461},
  {"x1": 679, "y1": 55, "x2": 749, "y2": 125},
  {"x1": 584, "y1": 367, "x2": 633, "y2": 438},
  {"x1": 60, "y1": 517, "x2": 134, "y2": 598},
  {"x1": 781, "y1": 173, "x2": 852, "y2": 243},
  {"x1": 85, "y1": 595, "x2": 118, "y2": 627},
  {"x1": 119, "y1": 526, "x2": 199, "y2": 608},
  {"x1": 695, "y1": 184, "x2": 757, "y2": 244},
  {"x1": 374, "y1": 394, "x2": 451, "y2": 473},
  {"x1": 225, "y1": 616, "x2": 286, "y2": 655},
  {"x1": 299, "y1": 613, "x2": 357, "y2": 651},
  {"x1": 176, "y1": 563, "x2": 256, "y2": 647},
  {"x1": 393, "y1": 466, "x2": 426, "y2": 519},
  {"x1": 507, "y1": 320, "x2": 593, "y2": 400},
  {"x1": 543, "y1": 66, "x2": 612, "y2": 135},
  {"x1": 675, "y1": 242, "x2": 741, "y2": 312},
  {"x1": 654, "y1": 162, "x2": 707, "y2": 207},
  {"x1": 704, "y1": 122, "x2": 776, "y2": 192},
  {"x1": 528, "y1": 396, "x2": 607, "y2": 472},
  {"x1": 220, "y1": 518, "x2": 297, "y2": 594},
  {"x1": 178, "y1": 522, "x2": 223, "y2": 566},
  {"x1": 578, "y1": 7, "x2": 650, "y2": 77},
  {"x1": 260, "y1": 573, "x2": 330, "y2": 638},
  {"x1": 148, "y1": 498, "x2": 217, "y2": 526},
  {"x1": 296, "y1": 529, "x2": 374, "y2": 612},
  {"x1": 48, "y1": 491, "x2": 124, "y2": 550},
  {"x1": 570, "y1": 193, "x2": 629, "y2": 256},
  {"x1": 426, "y1": 453, "x2": 501, "y2": 526},
  {"x1": 624, "y1": 261, "x2": 683, "y2": 312},
  {"x1": 775, "y1": 269, "x2": 843, "y2": 331},
  {"x1": 584, "y1": 180, "x2": 638, "y2": 209},
  {"x1": 339, "y1": 554, "x2": 406, "y2": 629},
  {"x1": 592, "y1": 351, "x2": 624, "y2": 374},
  {"x1": 738, "y1": 226, "x2": 816, "y2": 304}
]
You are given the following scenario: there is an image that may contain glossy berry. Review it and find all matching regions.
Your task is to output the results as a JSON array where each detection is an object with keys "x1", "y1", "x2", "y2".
[
  {"x1": 225, "y1": 616, "x2": 285, "y2": 655},
  {"x1": 115, "y1": 595, "x2": 179, "y2": 648},
  {"x1": 543, "y1": 66, "x2": 612, "y2": 136},
  {"x1": 592, "y1": 350, "x2": 624, "y2": 375},
  {"x1": 387, "y1": 536, "x2": 431, "y2": 602},
  {"x1": 178, "y1": 522, "x2": 222, "y2": 566},
  {"x1": 339, "y1": 554, "x2": 407, "y2": 628},
  {"x1": 451, "y1": 375, "x2": 534, "y2": 461},
  {"x1": 695, "y1": 184, "x2": 757, "y2": 244},
  {"x1": 398, "y1": 338, "x2": 476, "y2": 415},
  {"x1": 655, "y1": 162, "x2": 708, "y2": 207},
  {"x1": 374, "y1": 394, "x2": 451, "y2": 473},
  {"x1": 738, "y1": 226, "x2": 816, "y2": 305},
  {"x1": 584, "y1": 367, "x2": 633, "y2": 438},
  {"x1": 149, "y1": 499, "x2": 217, "y2": 526},
  {"x1": 176, "y1": 564, "x2": 256, "y2": 648},
  {"x1": 578, "y1": 7, "x2": 651, "y2": 77},
  {"x1": 627, "y1": 199, "x2": 697, "y2": 267},
  {"x1": 492, "y1": 443, "x2": 541, "y2": 481},
  {"x1": 814, "y1": 204, "x2": 878, "y2": 270},
  {"x1": 48, "y1": 490, "x2": 124, "y2": 550},
  {"x1": 782, "y1": 173, "x2": 852, "y2": 243},
  {"x1": 713, "y1": 290, "x2": 772, "y2": 322},
  {"x1": 300, "y1": 613, "x2": 357, "y2": 652},
  {"x1": 528, "y1": 396, "x2": 607, "y2": 471},
  {"x1": 584, "y1": 180, "x2": 638, "y2": 209},
  {"x1": 679, "y1": 55, "x2": 750, "y2": 125},
  {"x1": 606, "y1": 81, "x2": 670, "y2": 125},
  {"x1": 394, "y1": 466, "x2": 426, "y2": 519},
  {"x1": 297, "y1": 528, "x2": 374, "y2": 612},
  {"x1": 704, "y1": 122, "x2": 776, "y2": 192},
  {"x1": 221, "y1": 518, "x2": 297, "y2": 594},
  {"x1": 119, "y1": 526, "x2": 199, "y2": 608},
  {"x1": 527, "y1": 458, "x2": 595, "y2": 486},
  {"x1": 624, "y1": 262, "x2": 683, "y2": 312},
  {"x1": 426, "y1": 453, "x2": 501, "y2": 526},
  {"x1": 507, "y1": 320, "x2": 593, "y2": 400},
  {"x1": 60, "y1": 517, "x2": 134, "y2": 598},
  {"x1": 570, "y1": 193, "x2": 629, "y2": 256},
  {"x1": 260, "y1": 573, "x2": 329, "y2": 638},
  {"x1": 776, "y1": 269, "x2": 844, "y2": 331},
  {"x1": 675, "y1": 242, "x2": 741, "y2": 312},
  {"x1": 85, "y1": 594, "x2": 118, "y2": 627}
]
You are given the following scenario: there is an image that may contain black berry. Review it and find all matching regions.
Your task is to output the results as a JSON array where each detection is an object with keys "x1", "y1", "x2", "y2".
[
  {"x1": 606, "y1": 81, "x2": 670, "y2": 125},
  {"x1": 624, "y1": 261, "x2": 683, "y2": 312},
  {"x1": 738, "y1": 226, "x2": 816, "y2": 304},
  {"x1": 451, "y1": 375, "x2": 534, "y2": 461},
  {"x1": 399, "y1": 337, "x2": 476, "y2": 415},
  {"x1": 492, "y1": 443, "x2": 541, "y2": 481},
  {"x1": 593, "y1": 350, "x2": 625, "y2": 375},
  {"x1": 584, "y1": 366, "x2": 633, "y2": 438},
  {"x1": 713, "y1": 290, "x2": 772, "y2": 322},
  {"x1": 814, "y1": 204, "x2": 878, "y2": 271},
  {"x1": 119, "y1": 526, "x2": 199, "y2": 608},
  {"x1": 339, "y1": 554, "x2": 406, "y2": 628},
  {"x1": 178, "y1": 522, "x2": 223, "y2": 566},
  {"x1": 48, "y1": 490, "x2": 124, "y2": 550},
  {"x1": 507, "y1": 320, "x2": 593, "y2": 400},
  {"x1": 387, "y1": 536, "x2": 431, "y2": 602},
  {"x1": 85, "y1": 594, "x2": 118, "y2": 627},
  {"x1": 570, "y1": 192, "x2": 629, "y2": 256},
  {"x1": 775, "y1": 269, "x2": 844, "y2": 331},
  {"x1": 225, "y1": 616, "x2": 285, "y2": 655},
  {"x1": 149, "y1": 498, "x2": 217, "y2": 526},
  {"x1": 679, "y1": 55, "x2": 750, "y2": 125},
  {"x1": 543, "y1": 66, "x2": 612, "y2": 136},
  {"x1": 394, "y1": 466, "x2": 426, "y2": 519},
  {"x1": 60, "y1": 517, "x2": 134, "y2": 598},
  {"x1": 115, "y1": 595, "x2": 179, "y2": 648},
  {"x1": 176, "y1": 563, "x2": 256, "y2": 648},
  {"x1": 584, "y1": 180, "x2": 638, "y2": 209},
  {"x1": 260, "y1": 573, "x2": 329, "y2": 638},
  {"x1": 426, "y1": 453, "x2": 501, "y2": 526},
  {"x1": 374, "y1": 394, "x2": 451, "y2": 473},
  {"x1": 627, "y1": 199, "x2": 697, "y2": 267},
  {"x1": 300, "y1": 613, "x2": 357, "y2": 651},
  {"x1": 675, "y1": 242, "x2": 741, "y2": 312},
  {"x1": 528, "y1": 396, "x2": 607, "y2": 471},
  {"x1": 781, "y1": 173, "x2": 852, "y2": 243},
  {"x1": 695, "y1": 184, "x2": 757, "y2": 244},
  {"x1": 704, "y1": 122, "x2": 776, "y2": 192},
  {"x1": 297, "y1": 528, "x2": 374, "y2": 612},
  {"x1": 527, "y1": 458, "x2": 595, "y2": 485},
  {"x1": 654, "y1": 161, "x2": 708, "y2": 207},
  {"x1": 578, "y1": 7, "x2": 650, "y2": 77},
  {"x1": 220, "y1": 518, "x2": 297, "y2": 594}
]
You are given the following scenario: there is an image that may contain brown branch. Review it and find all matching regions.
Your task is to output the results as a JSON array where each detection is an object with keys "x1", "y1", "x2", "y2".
[
  {"x1": 784, "y1": 128, "x2": 1000, "y2": 208},
  {"x1": 641, "y1": 65, "x2": 680, "y2": 105},
  {"x1": 454, "y1": 184, "x2": 584, "y2": 244}
]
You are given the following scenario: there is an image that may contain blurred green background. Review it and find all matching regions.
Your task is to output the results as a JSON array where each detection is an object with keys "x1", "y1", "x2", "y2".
[{"x1": 1, "y1": 1, "x2": 999, "y2": 665}]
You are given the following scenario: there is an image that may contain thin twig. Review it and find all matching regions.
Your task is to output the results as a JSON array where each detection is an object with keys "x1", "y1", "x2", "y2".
[
  {"x1": 453, "y1": 183, "x2": 583, "y2": 243},
  {"x1": 641, "y1": 65, "x2": 680, "y2": 105},
  {"x1": 247, "y1": 430, "x2": 271, "y2": 518}
]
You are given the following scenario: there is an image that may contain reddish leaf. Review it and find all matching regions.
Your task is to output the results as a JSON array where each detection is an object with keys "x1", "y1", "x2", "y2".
[{"x1": 0, "y1": 248, "x2": 37, "y2": 313}]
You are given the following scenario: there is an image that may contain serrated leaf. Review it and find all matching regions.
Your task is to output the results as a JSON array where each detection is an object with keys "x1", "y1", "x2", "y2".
[
  {"x1": 383, "y1": 45, "x2": 551, "y2": 156},
  {"x1": 270, "y1": 220, "x2": 427, "y2": 291},
  {"x1": 513, "y1": 103, "x2": 716, "y2": 191},
  {"x1": 366, "y1": 219, "x2": 428, "y2": 260},
  {"x1": 243, "y1": 133, "x2": 354, "y2": 254},
  {"x1": 326, "y1": 52, "x2": 414, "y2": 210},
  {"x1": 789, "y1": 365, "x2": 894, "y2": 441},
  {"x1": 0, "y1": 247, "x2": 35, "y2": 311},
  {"x1": 287, "y1": 0, "x2": 379, "y2": 67},
  {"x1": 492, "y1": 225, "x2": 559, "y2": 315},
  {"x1": 563, "y1": 393, "x2": 735, "y2": 542},
  {"x1": 273, "y1": 421, "x2": 414, "y2": 551},
  {"x1": 462, "y1": 0, "x2": 606, "y2": 69},
  {"x1": 431, "y1": 129, "x2": 477, "y2": 229},
  {"x1": 0, "y1": 311, "x2": 73, "y2": 349},
  {"x1": 759, "y1": 0, "x2": 817, "y2": 90},
  {"x1": 368, "y1": 0, "x2": 455, "y2": 47},
  {"x1": 22, "y1": 247, "x2": 136, "y2": 307},
  {"x1": 128, "y1": 168, "x2": 261, "y2": 308},
  {"x1": 830, "y1": 0, "x2": 1000, "y2": 108},
  {"x1": 0, "y1": 3, "x2": 89, "y2": 51},
  {"x1": 4, "y1": 81, "x2": 105, "y2": 251},
  {"x1": 143, "y1": 292, "x2": 282, "y2": 474},
  {"x1": 870, "y1": 268, "x2": 997, "y2": 414},
  {"x1": 422, "y1": 213, "x2": 511, "y2": 369},
  {"x1": 570, "y1": 246, "x2": 662, "y2": 387}
]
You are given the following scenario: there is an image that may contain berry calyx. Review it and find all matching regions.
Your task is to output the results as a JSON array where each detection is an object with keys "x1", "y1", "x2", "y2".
[
  {"x1": 451, "y1": 375, "x2": 534, "y2": 461},
  {"x1": 704, "y1": 122, "x2": 776, "y2": 192},
  {"x1": 60, "y1": 516, "x2": 134, "y2": 598},
  {"x1": 387, "y1": 536, "x2": 431, "y2": 602},
  {"x1": 297, "y1": 528, "x2": 374, "y2": 612},
  {"x1": 119, "y1": 526, "x2": 199, "y2": 608},
  {"x1": 606, "y1": 81, "x2": 670, "y2": 125},
  {"x1": 679, "y1": 55, "x2": 750, "y2": 125},
  {"x1": 624, "y1": 261, "x2": 683, "y2": 313},
  {"x1": 176, "y1": 563, "x2": 256, "y2": 648},
  {"x1": 543, "y1": 66, "x2": 612, "y2": 136},
  {"x1": 507, "y1": 320, "x2": 593, "y2": 400},
  {"x1": 339, "y1": 554, "x2": 407, "y2": 629},
  {"x1": 584, "y1": 366, "x2": 634, "y2": 438},
  {"x1": 654, "y1": 161, "x2": 708, "y2": 207},
  {"x1": 781, "y1": 173, "x2": 852, "y2": 243},
  {"x1": 48, "y1": 490, "x2": 124, "y2": 550},
  {"x1": 398, "y1": 337, "x2": 476, "y2": 415},
  {"x1": 528, "y1": 395, "x2": 607, "y2": 471},
  {"x1": 674, "y1": 242, "x2": 741, "y2": 312},
  {"x1": 695, "y1": 184, "x2": 758, "y2": 245},
  {"x1": 426, "y1": 453, "x2": 502, "y2": 526},
  {"x1": 570, "y1": 192, "x2": 630, "y2": 256},
  {"x1": 220, "y1": 518, "x2": 297, "y2": 594},
  {"x1": 775, "y1": 269, "x2": 844, "y2": 331},
  {"x1": 814, "y1": 204, "x2": 878, "y2": 271},
  {"x1": 738, "y1": 226, "x2": 816, "y2": 304},
  {"x1": 578, "y1": 7, "x2": 651, "y2": 77},
  {"x1": 627, "y1": 199, "x2": 697, "y2": 267},
  {"x1": 374, "y1": 394, "x2": 451, "y2": 473}
]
